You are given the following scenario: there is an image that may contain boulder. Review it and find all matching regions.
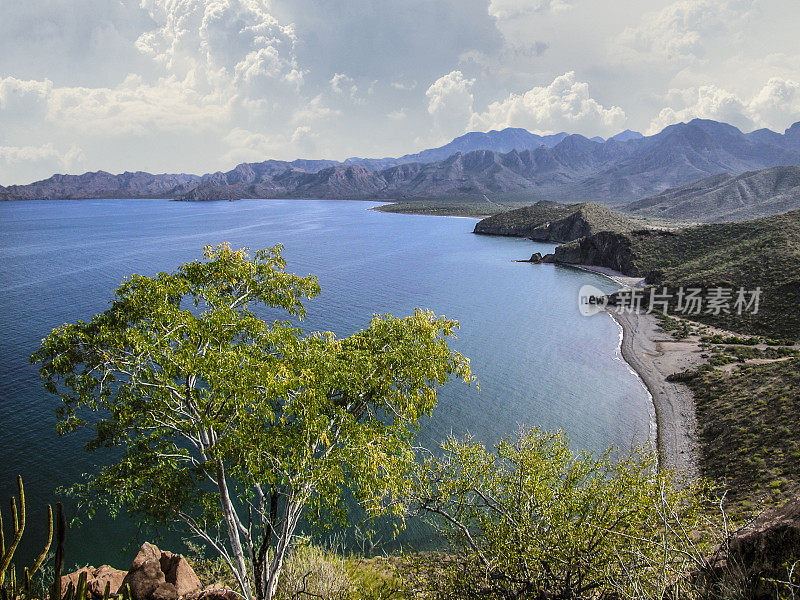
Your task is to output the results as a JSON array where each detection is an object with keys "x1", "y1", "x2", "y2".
[
  {"x1": 160, "y1": 551, "x2": 202, "y2": 597},
  {"x1": 88, "y1": 566, "x2": 127, "y2": 599},
  {"x1": 150, "y1": 583, "x2": 179, "y2": 600},
  {"x1": 62, "y1": 567, "x2": 94, "y2": 597},
  {"x1": 191, "y1": 584, "x2": 238, "y2": 600},
  {"x1": 122, "y1": 558, "x2": 166, "y2": 600},
  {"x1": 121, "y1": 543, "x2": 201, "y2": 600}
]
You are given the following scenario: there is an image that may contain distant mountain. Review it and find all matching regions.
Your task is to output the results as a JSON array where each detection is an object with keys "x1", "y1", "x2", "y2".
[
  {"x1": 473, "y1": 201, "x2": 634, "y2": 242},
  {"x1": 610, "y1": 130, "x2": 644, "y2": 142},
  {"x1": 623, "y1": 165, "x2": 800, "y2": 222},
  {"x1": 3, "y1": 119, "x2": 800, "y2": 205},
  {"x1": 0, "y1": 171, "x2": 201, "y2": 201},
  {"x1": 343, "y1": 128, "x2": 571, "y2": 170}
]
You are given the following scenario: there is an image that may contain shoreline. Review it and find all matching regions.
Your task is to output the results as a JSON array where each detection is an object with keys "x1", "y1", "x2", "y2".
[
  {"x1": 547, "y1": 259, "x2": 699, "y2": 478},
  {"x1": 610, "y1": 309, "x2": 700, "y2": 479}
]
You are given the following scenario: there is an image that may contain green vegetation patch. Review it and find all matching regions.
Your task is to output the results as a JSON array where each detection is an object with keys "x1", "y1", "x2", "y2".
[
  {"x1": 685, "y1": 358, "x2": 800, "y2": 513},
  {"x1": 627, "y1": 210, "x2": 800, "y2": 339}
]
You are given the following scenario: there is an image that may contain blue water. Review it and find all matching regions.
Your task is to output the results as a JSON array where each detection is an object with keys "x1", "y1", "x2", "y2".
[{"x1": 0, "y1": 198, "x2": 650, "y2": 567}]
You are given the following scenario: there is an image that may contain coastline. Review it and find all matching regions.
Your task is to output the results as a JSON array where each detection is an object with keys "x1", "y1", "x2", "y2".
[
  {"x1": 610, "y1": 309, "x2": 700, "y2": 479},
  {"x1": 549, "y1": 259, "x2": 699, "y2": 478}
]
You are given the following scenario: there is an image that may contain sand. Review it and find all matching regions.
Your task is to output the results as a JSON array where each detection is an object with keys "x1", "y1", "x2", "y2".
[{"x1": 611, "y1": 310, "x2": 702, "y2": 480}]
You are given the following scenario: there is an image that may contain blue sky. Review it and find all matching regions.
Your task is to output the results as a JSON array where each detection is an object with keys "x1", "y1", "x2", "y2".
[{"x1": 1, "y1": 0, "x2": 799, "y2": 184}]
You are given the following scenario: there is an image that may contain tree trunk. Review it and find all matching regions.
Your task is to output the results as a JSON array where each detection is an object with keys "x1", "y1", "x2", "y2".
[
  {"x1": 216, "y1": 460, "x2": 253, "y2": 600},
  {"x1": 262, "y1": 499, "x2": 304, "y2": 600}
]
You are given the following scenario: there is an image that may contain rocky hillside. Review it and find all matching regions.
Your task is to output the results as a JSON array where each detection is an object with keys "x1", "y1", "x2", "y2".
[
  {"x1": 474, "y1": 201, "x2": 635, "y2": 242},
  {"x1": 344, "y1": 127, "x2": 573, "y2": 170},
  {"x1": 548, "y1": 209, "x2": 800, "y2": 338},
  {"x1": 4, "y1": 119, "x2": 800, "y2": 205},
  {"x1": 0, "y1": 171, "x2": 202, "y2": 201},
  {"x1": 623, "y1": 165, "x2": 800, "y2": 222}
]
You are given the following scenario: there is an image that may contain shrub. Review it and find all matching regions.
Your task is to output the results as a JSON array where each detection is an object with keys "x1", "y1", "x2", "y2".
[{"x1": 411, "y1": 428, "x2": 716, "y2": 600}]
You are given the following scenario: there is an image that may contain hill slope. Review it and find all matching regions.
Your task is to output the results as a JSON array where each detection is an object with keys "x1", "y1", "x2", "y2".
[
  {"x1": 473, "y1": 201, "x2": 635, "y2": 242},
  {"x1": 551, "y1": 210, "x2": 800, "y2": 338},
  {"x1": 623, "y1": 165, "x2": 800, "y2": 222}
]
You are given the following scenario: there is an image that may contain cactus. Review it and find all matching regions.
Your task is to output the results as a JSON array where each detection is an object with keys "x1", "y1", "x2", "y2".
[
  {"x1": 1, "y1": 476, "x2": 56, "y2": 599},
  {"x1": 64, "y1": 582, "x2": 75, "y2": 600},
  {"x1": 75, "y1": 570, "x2": 88, "y2": 600},
  {"x1": 51, "y1": 503, "x2": 66, "y2": 600},
  {"x1": 30, "y1": 504, "x2": 53, "y2": 578},
  {"x1": 0, "y1": 476, "x2": 26, "y2": 586}
]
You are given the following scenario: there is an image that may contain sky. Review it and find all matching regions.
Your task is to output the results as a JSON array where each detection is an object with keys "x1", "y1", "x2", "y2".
[{"x1": 1, "y1": 0, "x2": 800, "y2": 185}]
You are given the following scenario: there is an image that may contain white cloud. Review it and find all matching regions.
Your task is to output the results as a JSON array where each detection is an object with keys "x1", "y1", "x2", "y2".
[
  {"x1": 0, "y1": 143, "x2": 85, "y2": 185},
  {"x1": 616, "y1": 0, "x2": 755, "y2": 65},
  {"x1": 648, "y1": 77, "x2": 800, "y2": 134},
  {"x1": 136, "y1": 0, "x2": 301, "y2": 94},
  {"x1": 488, "y1": 0, "x2": 572, "y2": 20},
  {"x1": 0, "y1": 74, "x2": 229, "y2": 137},
  {"x1": 330, "y1": 73, "x2": 354, "y2": 94},
  {"x1": 470, "y1": 71, "x2": 626, "y2": 136},
  {"x1": 426, "y1": 70, "x2": 475, "y2": 119},
  {"x1": 390, "y1": 81, "x2": 416, "y2": 91}
]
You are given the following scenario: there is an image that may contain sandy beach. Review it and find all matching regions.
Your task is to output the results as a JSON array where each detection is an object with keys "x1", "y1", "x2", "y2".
[{"x1": 611, "y1": 310, "x2": 702, "y2": 479}]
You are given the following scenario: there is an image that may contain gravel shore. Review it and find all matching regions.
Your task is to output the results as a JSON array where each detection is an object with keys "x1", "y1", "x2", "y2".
[{"x1": 611, "y1": 310, "x2": 701, "y2": 480}]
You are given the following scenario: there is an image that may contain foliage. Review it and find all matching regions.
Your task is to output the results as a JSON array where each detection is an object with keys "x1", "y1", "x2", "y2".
[
  {"x1": 626, "y1": 209, "x2": 800, "y2": 339},
  {"x1": 411, "y1": 428, "x2": 714, "y2": 600},
  {"x1": 685, "y1": 358, "x2": 800, "y2": 515},
  {"x1": 274, "y1": 543, "x2": 353, "y2": 600},
  {"x1": 31, "y1": 243, "x2": 472, "y2": 600}
]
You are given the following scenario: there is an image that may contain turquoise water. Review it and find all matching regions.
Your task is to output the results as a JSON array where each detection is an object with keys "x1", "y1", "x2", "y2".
[{"x1": 0, "y1": 198, "x2": 650, "y2": 566}]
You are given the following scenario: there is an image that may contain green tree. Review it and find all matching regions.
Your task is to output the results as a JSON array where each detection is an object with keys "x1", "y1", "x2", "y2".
[
  {"x1": 412, "y1": 428, "x2": 714, "y2": 600},
  {"x1": 32, "y1": 243, "x2": 472, "y2": 600}
]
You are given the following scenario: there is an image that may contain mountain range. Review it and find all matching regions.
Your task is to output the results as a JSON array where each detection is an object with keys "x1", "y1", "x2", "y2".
[
  {"x1": 622, "y1": 165, "x2": 800, "y2": 222},
  {"x1": 2, "y1": 119, "x2": 800, "y2": 207}
]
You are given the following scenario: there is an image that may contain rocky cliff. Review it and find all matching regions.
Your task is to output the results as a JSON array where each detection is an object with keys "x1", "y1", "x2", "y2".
[{"x1": 549, "y1": 231, "x2": 643, "y2": 275}]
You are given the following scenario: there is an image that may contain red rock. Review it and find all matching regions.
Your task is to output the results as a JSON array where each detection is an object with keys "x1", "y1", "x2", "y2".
[
  {"x1": 88, "y1": 565, "x2": 127, "y2": 599},
  {"x1": 160, "y1": 551, "x2": 202, "y2": 597},
  {"x1": 121, "y1": 543, "x2": 203, "y2": 600},
  {"x1": 61, "y1": 567, "x2": 94, "y2": 597},
  {"x1": 150, "y1": 582, "x2": 179, "y2": 600},
  {"x1": 192, "y1": 584, "x2": 238, "y2": 600}
]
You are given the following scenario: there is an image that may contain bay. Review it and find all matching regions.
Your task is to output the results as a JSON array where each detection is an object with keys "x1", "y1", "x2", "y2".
[{"x1": 0, "y1": 198, "x2": 651, "y2": 566}]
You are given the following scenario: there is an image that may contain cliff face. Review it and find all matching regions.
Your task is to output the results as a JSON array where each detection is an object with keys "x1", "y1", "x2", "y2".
[
  {"x1": 473, "y1": 201, "x2": 572, "y2": 237},
  {"x1": 551, "y1": 231, "x2": 641, "y2": 275}
]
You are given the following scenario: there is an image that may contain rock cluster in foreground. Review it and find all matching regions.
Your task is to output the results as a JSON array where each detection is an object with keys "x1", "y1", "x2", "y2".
[{"x1": 62, "y1": 543, "x2": 233, "y2": 600}]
